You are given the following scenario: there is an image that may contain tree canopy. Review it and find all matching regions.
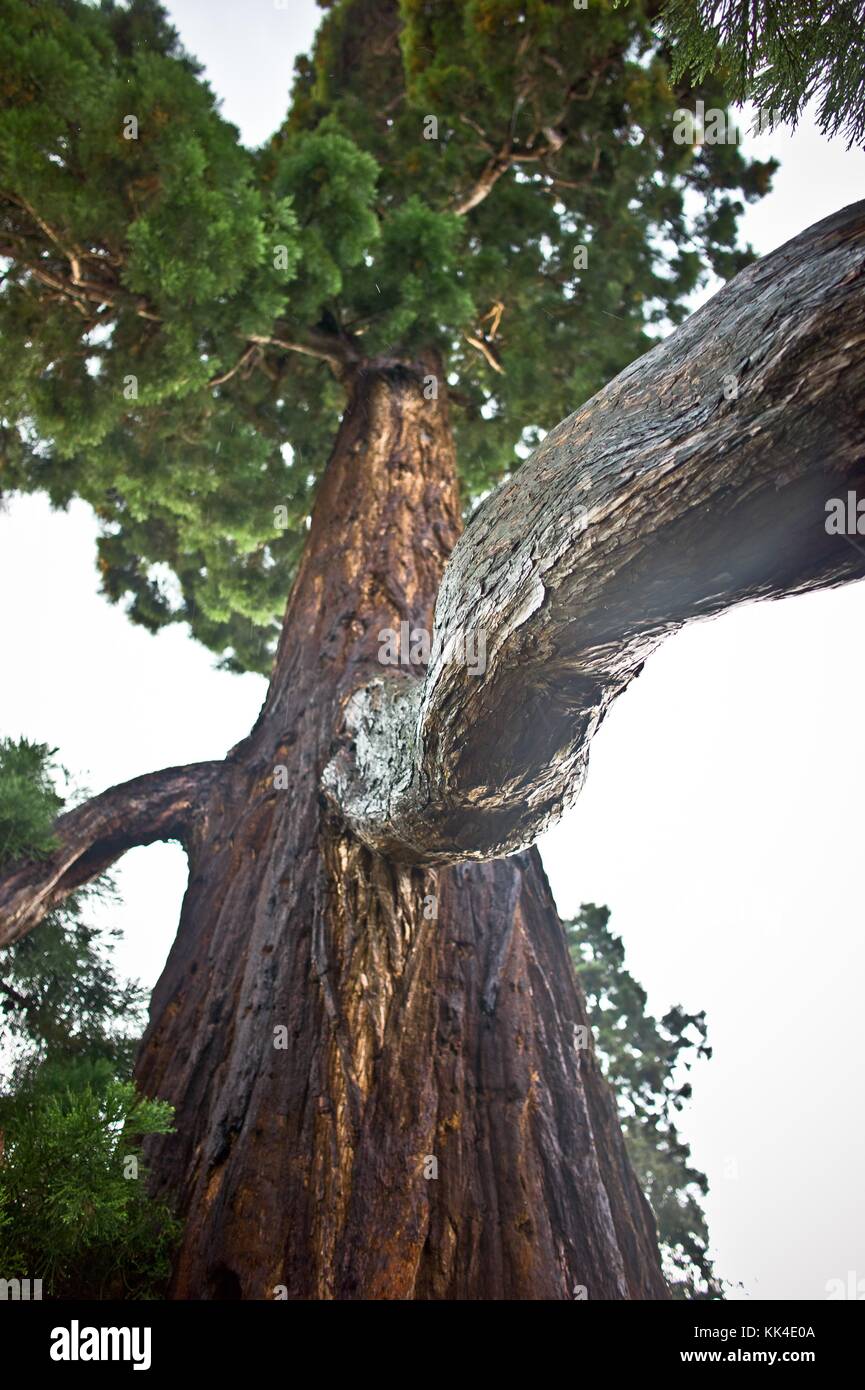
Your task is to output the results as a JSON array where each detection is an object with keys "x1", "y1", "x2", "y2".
[{"x1": 0, "y1": 0, "x2": 774, "y2": 671}]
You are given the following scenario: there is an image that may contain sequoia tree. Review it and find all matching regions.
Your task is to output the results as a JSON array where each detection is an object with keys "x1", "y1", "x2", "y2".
[{"x1": 1, "y1": 0, "x2": 863, "y2": 1300}]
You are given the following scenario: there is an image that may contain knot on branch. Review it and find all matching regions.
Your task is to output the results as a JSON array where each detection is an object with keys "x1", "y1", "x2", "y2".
[{"x1": 322, "y1": 676, "x2": 430, "y2": 862}]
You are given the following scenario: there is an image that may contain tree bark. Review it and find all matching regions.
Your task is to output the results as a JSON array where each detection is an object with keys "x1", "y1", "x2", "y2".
[
  {"x1": 325, "y1": 201, "x2": 865, "y2": 862},
  {"x1": 130, "y1": 358, "x2": 667, "y2": 1299}
]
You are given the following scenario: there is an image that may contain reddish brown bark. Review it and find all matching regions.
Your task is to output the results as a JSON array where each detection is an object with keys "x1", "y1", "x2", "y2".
[{"x1": 131, "y1": 358, "x2": 668, "y2": 1299}]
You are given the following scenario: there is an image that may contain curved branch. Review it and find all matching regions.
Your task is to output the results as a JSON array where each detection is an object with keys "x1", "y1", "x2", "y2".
[
  {"x1": 0, "y1": 762, "x2": 222, "y2": 948},
  {"x1": 325, "y1": 200, "x2": 865, "y2": 864}
]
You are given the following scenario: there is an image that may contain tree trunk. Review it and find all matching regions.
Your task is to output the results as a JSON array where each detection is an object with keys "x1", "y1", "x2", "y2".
[{"x1": 133, "y1": 359, "x2": 667, "y2": 1300}]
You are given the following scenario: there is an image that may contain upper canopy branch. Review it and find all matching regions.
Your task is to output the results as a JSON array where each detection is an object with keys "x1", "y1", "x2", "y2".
[
  {"x1": 324, "y1": 201, "x2": 865, "y2": 864},
  {"x1": 449, "y1": 57, "x2": 609, "y2": 216},
  {"x1": 0, "y1": 761, "x2": 223, "y2": 949}
]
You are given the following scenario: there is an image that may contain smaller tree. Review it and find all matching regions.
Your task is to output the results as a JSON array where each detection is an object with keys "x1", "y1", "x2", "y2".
[
  {"x1": 565, "y1": 903, "x2": 724, "y2": 1298},
  {"x1": 0, "y1": 737, "x2": 64, "y2": 868},
  {"x1": 0, "y1": 1061, "x2": 179, "y2": 1299},
  {"x1": 0, "y1": 881, "x2": 143, "y2": 1070},
  {"x1": 0, "y1": 737, "x2": 179, "y2": 1298}
]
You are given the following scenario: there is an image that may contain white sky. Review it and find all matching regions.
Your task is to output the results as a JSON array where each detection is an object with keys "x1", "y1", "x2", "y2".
[{"x1": 1, "y1": 0, "x2": 863, "y2": 1301}]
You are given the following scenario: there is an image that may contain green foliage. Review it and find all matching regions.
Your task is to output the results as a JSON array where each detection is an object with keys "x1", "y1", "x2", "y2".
[
  {"x1": 0, "y1": 736, "x2": 143, "y2": 1070},
  {"x1": 351, "y1": 194, "x2": 475, "y2": 353},
  {"x1": 270, "y1": 121, "x2": 380, "y2": 325},
  {"x1": 1, "y1": 0, "x2": 776, "y2": 670},
  {"x1": 0, "y1": 891, "x2": 180, "y2": 1298},
  {"x1": 286, "y1": 0, "x2": 775, "y2": 493},
  {"x1": 0, "y1": 1067, "x2": 179, "y2": 1299},
  {"x1": 658, "y1": 0, "x2": 865, "y2": 147},
  {"x1": 0, "y1": 883, "x2": 146, "y2": 1070},
  {"x1": 566, "y1": 903, "x2": 725, "y2": 1298},
  {"x1": 0, "y1": 734, "x2": 179, "y2": 1297},
  {"x1": 0, "y1": 0, "x2": 303, "y2": 671},
  {"x1": 0, "y1": 737, "x2": 63, "y2": 867}
]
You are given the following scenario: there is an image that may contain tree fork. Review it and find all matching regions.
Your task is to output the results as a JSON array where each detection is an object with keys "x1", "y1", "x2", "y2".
[{"x1": 324, "y1": 201, "x2": 865, "y2": 863}]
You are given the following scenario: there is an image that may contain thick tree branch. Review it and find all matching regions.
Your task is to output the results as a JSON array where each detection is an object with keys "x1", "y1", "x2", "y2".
[
  {"x1": 324, "y1": 201, "x2": 865, "y2": 864},
  {"x1": 0, "y1": 762, "x2": 222, "y2": 948},
  {"x1": 451, "y1": 141, "x2": 516, "y2": 216}
]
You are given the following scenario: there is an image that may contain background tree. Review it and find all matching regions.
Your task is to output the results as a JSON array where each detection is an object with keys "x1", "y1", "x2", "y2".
[
  {"x1": 0, "y1": 738, "x2": 179, "y2": 1299},
  {"x1": 0, "y1": 0, "x2": 862, "y2": 1300},
  {"x1": 567, "y1": 904, "x2": 723, "y2": 1299}
]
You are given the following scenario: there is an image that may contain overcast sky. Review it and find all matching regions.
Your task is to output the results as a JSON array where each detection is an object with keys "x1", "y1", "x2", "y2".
[{"x1": 1, "y1": 0, "x2": 863, "y2": 1301}]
